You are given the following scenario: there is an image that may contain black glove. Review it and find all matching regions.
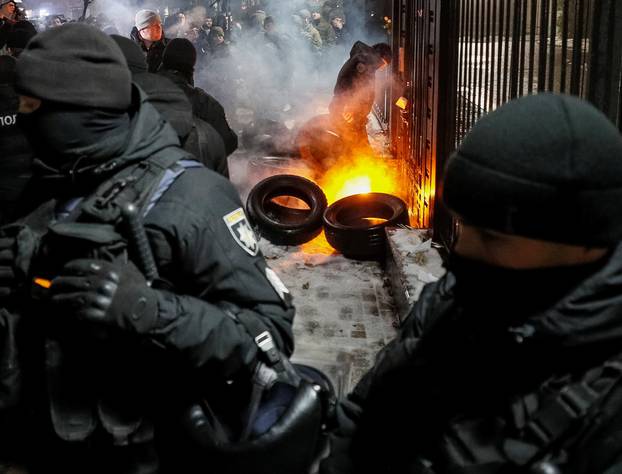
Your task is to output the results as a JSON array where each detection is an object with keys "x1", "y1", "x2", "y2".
[
  {"x1": 50, "y1": 259, "x2": 158, "y2": 334},
  {"x1": 0, "y1": 224, "x2": 38, "y2": 300}
]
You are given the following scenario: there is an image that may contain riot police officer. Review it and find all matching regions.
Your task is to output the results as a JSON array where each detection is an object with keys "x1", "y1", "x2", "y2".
[{"x1": 0, "y1": 23, "x2": 295, "y2": 474}]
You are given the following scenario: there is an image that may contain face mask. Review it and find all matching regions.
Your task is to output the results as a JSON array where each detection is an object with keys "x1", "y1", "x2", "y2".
[
  {"x1": 445, "y1": 253, "x2": 607, "y2": 325},
  {"x1": 20, "y1": 103, "x2": 130, "y2": 171},
  {"x1": 19, "y1": 103, "x2": 131, "y2": 197}
]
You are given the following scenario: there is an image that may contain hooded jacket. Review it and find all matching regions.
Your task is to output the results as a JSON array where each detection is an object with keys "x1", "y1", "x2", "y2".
[
  {"x1": 132, "y1": 72, "x2": 228, "y2": 176},
  {"x1": 330, "y1": 41, "x2": 382, "y2": 123},
  {"x1": 159, "y1": 68, "x2": 238, "y2": 157},
  {"x1": 321, "y1": 246, "x2": 622, "y2": 474},
  {"x1": 330, "y1": 41, "x2": 384, "y2": 125},
  {"x1": 5, "y1": 88, "x2": 294, "y2": 473}
]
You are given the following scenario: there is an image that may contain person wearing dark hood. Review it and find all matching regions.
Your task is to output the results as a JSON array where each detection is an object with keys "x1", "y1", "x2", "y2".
[
  {"x1": 130, "y1": 9, "x2": 168, "y2": 73},
  {"x1": 111, "y1": 35, "x2": 228, "y2": 176},
  {"x1": 320, "y1": 94, "x2": 622, "y2": 474},
  {"x1": 0, "y1": 55, "x2": 32, "y2": 225},
  {"x1": 0, "y1": 23, "x2": 294, "y2": 473},
  {"x1": 328, "y1": 41, "x2": 391, "y2": 156},
  {"x1": 321, "y1": 0, "x2": 344, "y2": 22},
  {"x1": 159, "y1": 38, "x2": 238, "y2": 157},
  {"x1": 5, "y1": 21, "x2": 36, "y2": 57},
  {"x1": 329, "y1": 12, "x2": 349, "y2": 48}
]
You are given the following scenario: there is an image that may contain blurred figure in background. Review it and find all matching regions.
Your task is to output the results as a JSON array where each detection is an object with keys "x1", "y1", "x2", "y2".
[
  {"x1": 130, "y1": 9, "x2": 168, "y2": 73},
  {"x1": 5, "y1": 20, "x2": 36, "y2": 57}
]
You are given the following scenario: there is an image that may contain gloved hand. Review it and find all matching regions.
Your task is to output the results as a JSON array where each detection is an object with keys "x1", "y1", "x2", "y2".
[
  {"x1": 50, "y1": 259, "x2": 158, "y2": 334},
  {"x1": 0, "y1": 224, "x2": 38, "y2": 300}
]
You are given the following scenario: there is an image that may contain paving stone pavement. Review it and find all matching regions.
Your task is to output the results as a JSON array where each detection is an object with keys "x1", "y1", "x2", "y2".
[{"x1": 260, "y1": 236, "x2": 399, "y2": 397}]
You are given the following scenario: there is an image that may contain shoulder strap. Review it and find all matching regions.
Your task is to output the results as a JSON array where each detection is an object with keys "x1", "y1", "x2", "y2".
[
  {"x1": 74, "y1": 150, "x2": 200, "y2": 283},
  {"x1": 79, "y1": 149, "x2": 190, "y2": 225},
  {"x1": 511, "y1": 353, "x2": 622, "y2": 467}
]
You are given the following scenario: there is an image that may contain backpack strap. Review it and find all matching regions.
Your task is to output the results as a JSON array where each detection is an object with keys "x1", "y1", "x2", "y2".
[
  {"x1": 79, "y1": 149, "x2": 191, "y2": 225},
  {"x1": 74, "y1": 151, "x2": 201, "y2": 283},
  {"x1": 510, "y1": 354, "x2": 622, "y2": 467}
]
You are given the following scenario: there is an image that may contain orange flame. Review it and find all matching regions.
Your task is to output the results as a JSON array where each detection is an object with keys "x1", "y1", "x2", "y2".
[
  {"x1": 300, "y1": 154, "x2": 403, "y2": 254},
  {"x1": 318, "y1": 154, "x2": 401, "y2": 205}
]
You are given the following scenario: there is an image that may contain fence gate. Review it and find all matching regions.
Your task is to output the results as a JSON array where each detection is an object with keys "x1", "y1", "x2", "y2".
[
  {"x1": 390, "y1": 0, "x2": 457, "y2": 231},
  {"x1": 389, "y1": 0, "x2": 622, "y2": 249}
]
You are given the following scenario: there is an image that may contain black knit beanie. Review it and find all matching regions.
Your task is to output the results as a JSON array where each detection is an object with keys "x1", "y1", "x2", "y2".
[
  {"x1": 110, "y1": 34, "x2": 147, "y2": 74},
  {"x1": 15, "y1": 23, "x2": 131, "y2": 110},
  {"x1": 161, "y1": 38, "x2": 196, "y2": 76},
  {"x1": 443, "y1": 93, "x2": 622, "y2": 247}
]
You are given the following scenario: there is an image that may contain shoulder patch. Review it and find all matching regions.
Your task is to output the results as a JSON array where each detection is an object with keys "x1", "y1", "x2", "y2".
[{"x1": 223, "y1": 207, "x2": 259, "y2": 256}]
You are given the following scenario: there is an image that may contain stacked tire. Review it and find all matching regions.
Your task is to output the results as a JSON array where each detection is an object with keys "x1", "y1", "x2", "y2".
[{"x1": 246, "y1": 175, "x2": 409, "y2": 260}]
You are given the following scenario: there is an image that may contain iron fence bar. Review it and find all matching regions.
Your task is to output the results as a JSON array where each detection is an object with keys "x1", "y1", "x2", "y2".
[
  {"x1": 510, "y1": 0, "x2": 522, "y2": 98},
  {"x1": 587, "y1": 0, "x2": 622, "y2": 125},
  {"x1": 433, "y1": 0, "x2": 460, "y2": 248},
  {"x1": 570, "y1": 0, "x2": 585, "y2": 94},
  {"x1": 488, "y1": 0, "x2": 498, "y2": 110},
  {"x1": 497, "y1": 0, "x2": 506, "y2": 106},
  {"x1": 502, "y1": 0, "x2": 512, "y2": 103},
  {"x1": 537, "y1": 0, "x2": 549, "y2": 90},
  {"x1": 560, "y1": 0, "x2": 569, "y2": 91},
  {"x1": 527, "y1": 0, "x2": 537, "y2": 94},
  {"x1": 478, "y1": 0, "x2": 486, "y2": 117},
  {"x1": 484, "y1": 0, "x2": 491, "y2": 112},
  {"x1": 518, "y1": 0, "x2": 528, "y2": 95},
  {"x1": 466, "y1": 0, "x2": 475, "y2": 130},
  {"x1": 547, "y1": 0, "x2": 558, "y2": 91},
  {"x1": 455, "y1": 0, "x2": 468, "y2": 143},
  {"x1": 471, "y1": 0, "x2": 480, "y2": 124},
  {"x1": 580, "y1": 0, "x2": 592, "y2": 98}
]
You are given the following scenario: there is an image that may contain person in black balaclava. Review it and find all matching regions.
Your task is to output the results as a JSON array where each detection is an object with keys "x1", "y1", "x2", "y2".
[
  {"x1": 320, "y1": 94, "x2": 622, "y2": 474},
  {"x1": 159, "y1": 37, "x2": 238, "y2": 157},
  {"x1": 0, "y1": 55, "x2": 32, "y2": 225},
  {"x1": 0, "y1": 23, "x2": 294, "y2": 474},
  {"x1": 110, "y1": 34, "x2": 228, "y2": 176}
]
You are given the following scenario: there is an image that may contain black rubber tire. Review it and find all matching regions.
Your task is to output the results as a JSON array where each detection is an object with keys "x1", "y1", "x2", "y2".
[
  {"x1": 323, "y1": 193, "x2": 409, "y2": 260},
  {"x1": 246, "y1": 174, "x2": 328, "y2": 246}
]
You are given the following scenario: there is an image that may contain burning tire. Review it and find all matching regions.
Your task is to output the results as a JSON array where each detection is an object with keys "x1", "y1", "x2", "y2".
[
  {"x1": 246, "y1": 175, "x2": 328, "y2": 246},
  {"x1": 323, "y1": 193, "x2": 409, "y2": 260}
]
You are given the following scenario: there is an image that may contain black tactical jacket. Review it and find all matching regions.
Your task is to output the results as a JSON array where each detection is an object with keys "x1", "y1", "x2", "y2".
[
  {"x1": 329, "y1": 41, "x2": 384, "y2": 124},
  {"x1": 321, "y1": 246, "x2": 622, "y2": 474},
  {"x1": 132, "y1": 72, "x2": 228, "y2": 177},
  {"x1": 0, "y1": 88, "x2": 294, "y2": 473},
  {"x1": 0, "y1": 82, "x2": 32, "y2": 225}
]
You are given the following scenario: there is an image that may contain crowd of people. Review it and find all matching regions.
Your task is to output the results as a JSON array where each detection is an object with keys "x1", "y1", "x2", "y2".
[{"x1": 0, "y1": 0, "x2": 622, "y2": 473}]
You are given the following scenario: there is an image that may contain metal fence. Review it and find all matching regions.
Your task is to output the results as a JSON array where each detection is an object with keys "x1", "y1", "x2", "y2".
[
  {"x1": 455, "y1": 0, "x2": 621, "y2": 144},
  {"x1": 387, "y1": 0, "x2": 622, "y2": 248}
]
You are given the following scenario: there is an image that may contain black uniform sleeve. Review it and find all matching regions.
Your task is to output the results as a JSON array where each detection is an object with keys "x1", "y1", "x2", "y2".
[{"x1": 143, "y1": 168, "x2": 294, "y2": 378}]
